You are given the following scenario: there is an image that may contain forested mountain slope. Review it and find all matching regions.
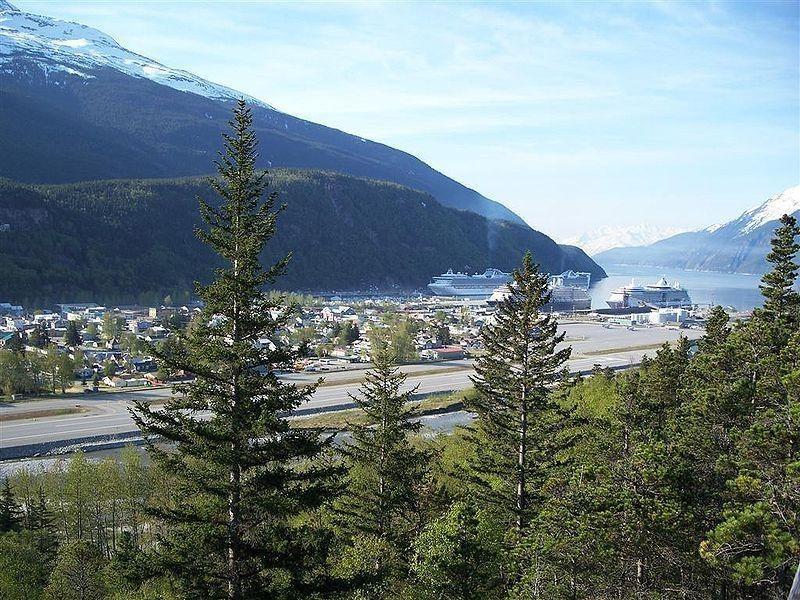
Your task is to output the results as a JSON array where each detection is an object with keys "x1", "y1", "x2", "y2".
[{"x1": 0, "y1": 171, "x2": 604, "y2": 306}]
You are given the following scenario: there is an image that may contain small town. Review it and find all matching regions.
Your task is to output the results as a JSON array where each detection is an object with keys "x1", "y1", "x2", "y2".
[{"x1": 0, "y1": 292, "x2": 717, "y2": 399}]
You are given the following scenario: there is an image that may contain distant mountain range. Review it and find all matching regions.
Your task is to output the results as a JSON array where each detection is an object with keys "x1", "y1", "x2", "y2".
[
  {"x1": 595, "y1": 186, "x2": 800, "y2": 274},
  {"x1": 0, "y1": 173, "x2": 604, "y2": 307},
  {"x1": 0, "y1": 0, "x2": 607, "y2": 293},
  {"x1": 562, "y1": 224, "x2": 692, "y2": 256}
]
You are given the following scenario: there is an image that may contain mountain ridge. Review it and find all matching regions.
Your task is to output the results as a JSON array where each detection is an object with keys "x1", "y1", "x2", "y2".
[
  {"x1": 595, "y1": 186, "x2": 800, "y2": 273},
  {"x1": 0, "y1": 1, "x2": 525, "y2": 225},
  {"x1": 562, "y1": 224, "x2": 692, "y2": 256},
  {"x1": 0, "y1": 0, "x2": 269, "y2": 107}
]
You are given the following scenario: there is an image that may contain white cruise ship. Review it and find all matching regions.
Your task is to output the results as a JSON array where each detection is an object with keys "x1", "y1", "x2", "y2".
[
  {"x1": 487, "y1": 270, "x2": 592, "y2": 311},
  {"x1": 428, "y1": 268, "x2": 512, "y2": 297},
  {"x1": 606, "y1": 277, "x2": 691, "y2": 309}
]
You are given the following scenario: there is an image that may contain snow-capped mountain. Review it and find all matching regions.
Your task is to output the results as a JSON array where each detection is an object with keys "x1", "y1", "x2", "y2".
[
  {"x1": 0, "y1": 0, "x2": 609, "y2": 284},
  {"x1": 562, "y1": 224, "x2": 691, "y2": 256},
  {"x1": 595, "y1": 186, "x2": 800, "y2": 274},
  {"x1": 0, "y1": 0, "x2": 531, "y2": 227},
  {"x1": 0, "y1": 0, "x2": 268, "y2": 106},
  {"x1": 716, "y1": 186, "x2": 800, "y2": 237}
]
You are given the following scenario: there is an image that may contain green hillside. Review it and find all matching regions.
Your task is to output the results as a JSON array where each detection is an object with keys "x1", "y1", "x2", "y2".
[{"x1": 0, "y1": 171, "x2": 604, "y2": 307}]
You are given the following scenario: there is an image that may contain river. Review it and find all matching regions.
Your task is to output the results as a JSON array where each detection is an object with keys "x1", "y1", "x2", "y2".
[{"x1": 591, "y1": 264, "x2": 764, "y2": 311}]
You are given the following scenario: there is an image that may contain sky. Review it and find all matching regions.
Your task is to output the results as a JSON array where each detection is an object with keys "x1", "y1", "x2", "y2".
[{"x1": 17, "y1": 0, "x2": 800, "y2": 239}]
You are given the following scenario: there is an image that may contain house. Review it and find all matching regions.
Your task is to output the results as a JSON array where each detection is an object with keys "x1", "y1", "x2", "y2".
[
  {"x1": 0, "y1": 331, "x2": 19, "y2": 349},
  {"x1": 33, "y1": 313, "x2": 60, "y2": 325},
  {"x1": 55, "y1": 303, "x2": 99, "y2": 318},
  {"x1": 75, "y1": 366, "x2": 94, "y2": 380},
  {"x1": 144, "y1": 326, "x2": 168, "y2": 341},
  {"x1": 2, "y1": 316, "x2": 25, "y2": 330},
  {"x1": 321, "y1": 306, "x2": 356, "y2": 322},
  {"x1": 131, "y1": 358, "x2": 157, "y2": 373},
  {"x1": 0, "y1": 302, "x2": 24, "y2": 317},
  {"x1": 103, "y1": 375, "x2": 149, "y2": 388},
  {"x1": 420, "y1": 345, "x2": 465, "y2": 361},
  {"x1": 649, "y1": 308, "x2": 689, "y2": 325},
  {"x1": 128, "y1": 319, "x2": 152, "y2": 333}
]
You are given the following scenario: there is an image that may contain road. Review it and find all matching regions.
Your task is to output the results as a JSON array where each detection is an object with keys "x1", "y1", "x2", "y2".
[{"x1": 0, "y1": 323, "x2": 701, "y2": 457}]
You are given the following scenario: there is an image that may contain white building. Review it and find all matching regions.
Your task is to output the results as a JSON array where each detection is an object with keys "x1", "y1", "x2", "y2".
[{"x1": 649, "y1": 308, "x2": 689, "y2": 325}]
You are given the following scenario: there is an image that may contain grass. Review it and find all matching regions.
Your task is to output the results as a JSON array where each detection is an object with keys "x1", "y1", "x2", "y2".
[
  {"x1": 582, "y1": 342, "x2": 671, "y2": 357},
  {"x1": 0, "y1": 407, "x2": 89, "y2": 422},
  {"x1": 291, "y1": 387, "x2": 477, "y2": 430},
  {"x1": 7, "y1": 383, "x2": 166, "y2": 403},
  {"x1": 314, "y1": 364, "x2": 471, "y2": 389}
]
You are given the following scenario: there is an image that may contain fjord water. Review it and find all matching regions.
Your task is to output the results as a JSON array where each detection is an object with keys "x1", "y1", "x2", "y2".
[{"x1": 591, "y1": 264, "x2": 764, "y2": 311}]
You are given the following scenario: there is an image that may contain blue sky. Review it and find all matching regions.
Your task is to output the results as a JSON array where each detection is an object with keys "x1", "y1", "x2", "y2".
[{"x1": 18, "y1": 0, "x2": 800, "y2": 239}]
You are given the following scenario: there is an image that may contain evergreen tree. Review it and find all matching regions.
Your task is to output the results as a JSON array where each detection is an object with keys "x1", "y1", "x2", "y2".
[
  {"x1": 29, "y1": 323, "x2": 51, "y2": 349},
  {"x1": 759, "y1": 213, "x2": 800, "y2": 330},
  {"x1": 131, "y1": 101, "x2": 338, "y2": 599},
  {"x1": 465, "y1": 252, "x2": 571, "y2": 537},
  {"x1": 612, "y1": 341, "x2": 708, "y2": 595},
  {"x1": 65, "y1": 320, "x2": 82, "y2": 348},
  {"x1": 696, "y1": 219, "x2": 800, "y2": 596},
  {"x1": 0, "y1": 477, "x2": 22, "y2": 533},
  {"x1": 702, "y1": 305, "x2": 731, "y2": 351},
  {"x1": 334, "y1": 346, "x2": 426, "y2": 598},
  {"x1": 0, "y1": 531, "x2": 51, "y2": 600},
  {"x1": 5, "y1": 332, "x2": 24, "y2": 353},
  {"x1": 432, "y1": 323, "x2": 452, "y2": 346},
  {"x1": 411, "y1": 500, "x2": 504, "y2": 600},
  {"x1": 334, "y1": 349, "x2": 427, "y2": 591},
  {"x1": 106, "y1": 531, "x2": 146, "y2": 593},
  {"x1": 27, "y1": 486, "x2": 59, "y2": 564}
]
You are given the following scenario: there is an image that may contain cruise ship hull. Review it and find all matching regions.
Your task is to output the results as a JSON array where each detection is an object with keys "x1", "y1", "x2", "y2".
[
  {"x1": 428, "y1": 268, "x2": 512, "y2": 298},
  {"x1": 486, "y1": 270, "x2": 592, "y2": 311},
  {"x1": 605, "y1": 278, "x2": 691, "y2": 309},
  {"x1": 428, "y1": 284, "x2": 504, "y2": 297}
]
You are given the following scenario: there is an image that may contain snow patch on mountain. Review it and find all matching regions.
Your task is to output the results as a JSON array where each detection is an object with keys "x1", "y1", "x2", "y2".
[
  {"x1": 0, "y1": 1, "x2": 271, "y2": 108},
  {"x1": 562, "y1": 224, "x2": 691, "y2": 256},
  {"x1": 735, "y1": 185, "x2": 800, "y2": 236}
]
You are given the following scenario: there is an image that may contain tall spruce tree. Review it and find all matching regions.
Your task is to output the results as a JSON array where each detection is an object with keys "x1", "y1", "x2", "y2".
[
  {"x1": 64, "y1": 320, "x2": 82, "y2": 348},
  {"x1": 335, "y1": 349, "x2": 427, "y2": 550},
  {"x1": 698, "y1": 217, "x2": 800, "y2": 595},
  {"x1": 702, "y1": 305, "x2": 731, "y2": 351},
  {"x1": 132, "y1": 100, "x2": 337, "y2": 600},
  {"x1": 0, "y1": 478, "x2": 22, "y2": 533},
  {"x1": 759, "y1": 213, "x2": 800, "y2": 329},
  {"x1": 466, "y1": 253, "x2": 571, "y2": 536},
  {"x1": 27, "y1": 486, "x2": 59, "y2": 564}
]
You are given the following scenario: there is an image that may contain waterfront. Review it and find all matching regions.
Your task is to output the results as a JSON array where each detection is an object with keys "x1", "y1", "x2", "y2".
[{"x1": 591, "y1": 264, "x2": 764, "y2": 311}]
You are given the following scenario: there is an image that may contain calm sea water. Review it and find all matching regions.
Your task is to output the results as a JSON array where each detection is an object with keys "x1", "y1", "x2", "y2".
[{"x1": 591, "y1": 264, "x2": 764, "y2": 311}]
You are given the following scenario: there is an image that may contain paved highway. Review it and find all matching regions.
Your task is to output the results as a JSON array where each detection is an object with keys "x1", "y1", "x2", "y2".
[{"x1": 0, "y1": 323, "x2": 700, "y2": 457}]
